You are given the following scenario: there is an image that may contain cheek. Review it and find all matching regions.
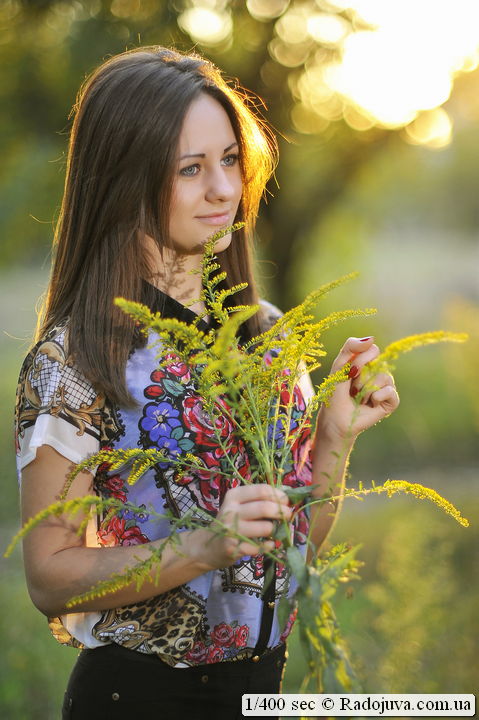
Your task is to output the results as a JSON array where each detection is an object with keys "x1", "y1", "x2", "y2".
[{"x1": 168, "y1": 187, "x2": 192, "y2": 232}]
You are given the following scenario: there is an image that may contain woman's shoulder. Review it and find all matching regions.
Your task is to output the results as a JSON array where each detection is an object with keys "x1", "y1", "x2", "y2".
[
  {"x1": 15, "y1": 319, "x2": 103, "y2": 471},
  {"x1": 20, "y1": 321, "x2": 71, "y2": 372},
  {"x1": 258, "y1": 298, "x2": 283, "y2": 332}
]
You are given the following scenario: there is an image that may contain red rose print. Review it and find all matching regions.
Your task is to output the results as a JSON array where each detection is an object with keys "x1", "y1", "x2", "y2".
[
  {"x1": 234, "y1": 625, "x2": 249, "y2": 648},
  {"x1": 103, "y1": 475, "x2": 127, "y2": 501},
  {"x1": 151, "y1": 369, "x2": 165, "y2": 382},
  {"x1": 97, "y1": 515, "x2": 123, "y2": 546},
  {"x1": 280, "y1": 608, "x2": 298, "y2": 643},
  {"x1": 206, "y1": 646, "x2": 225, "y2": 663},
  {"x1": 183, "y1": 395, "x2": 235, "y2": 448},
  {"x1": 281, "y1": 469, "x2": 297, "y2": 489},
  {"x1": 196, "y1": 474, "x2": 223, "y2": 513},
  {"x1": 122, "y1": 525, "x2": 149, "y2": 546},
  {"x1": 104, "y1": 475, "x2": 123, "y2": 492},
  {"x1": 278, "y1": 381, "x2": 306, "y2": 413},
  {"x1": 164, "y1": 352, "x2": 190, "y2": 381},
  {"x1": 97, "y1": 516, "x2": 149, "y2": 547},
  {"x1": 97, "y1": 448, "x2": 113, "y2": 474},
  {"x1": 291, "y1": 430, "x2": 313, "y2": 485},
  {"x1": 201, "y1": 450, "x2": 222, "y2": 469},
  {"x1": 179, "y1": 463, "x2": 225, "y2": 514},
  {"x1": 144, "y1": 384, "x2": 164, "y2": 399},
  {"x1": 252, "y1": 554, "x2": 264, "y2": 580},
  {"x1": 210, "y1": 623, "x2": 235, "y2": 647},
  {"x1": 185, "y1": 641, "x2": 208, "y2": 664},
  {"x1": 293, "y1": 509, "x2": 309, "y2": 546}
]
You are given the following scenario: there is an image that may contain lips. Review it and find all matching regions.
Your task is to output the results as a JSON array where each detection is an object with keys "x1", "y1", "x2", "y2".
[{"x1": 195, "y1": 212, "x2": 230, "y2": 226}]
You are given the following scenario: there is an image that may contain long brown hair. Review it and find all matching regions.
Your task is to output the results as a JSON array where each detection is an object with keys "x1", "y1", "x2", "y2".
[{"x1": 37, "y1": 46, "x2": 278, "y2": 407}]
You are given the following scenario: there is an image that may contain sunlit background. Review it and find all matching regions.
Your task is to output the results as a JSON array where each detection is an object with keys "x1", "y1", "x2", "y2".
[
  {"x1": 176, "y1": 0, "x2": 479, "y2": 146},
  {"x1": 0, "y1": 1, "x2": 478, "y2": 717}
]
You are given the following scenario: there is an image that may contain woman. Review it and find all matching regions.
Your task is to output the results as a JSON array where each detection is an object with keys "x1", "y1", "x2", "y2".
[{"x1": 15, "y1": 46, "x2": 399, "y2": 719}]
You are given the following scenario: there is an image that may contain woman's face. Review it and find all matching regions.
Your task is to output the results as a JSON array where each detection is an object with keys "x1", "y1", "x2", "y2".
[{"x1": 168, "y1": 92, "x2": 243, "y2": 258}]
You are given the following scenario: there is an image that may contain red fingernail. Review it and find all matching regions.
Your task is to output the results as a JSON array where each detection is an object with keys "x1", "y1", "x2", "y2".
[
  {"x1": 350, "y1": 386, "x2": 359, "y2": 398},
  {"x1": 348, "y1": 365, "x2": 359, "y2": 379},
  {"x1": 360, "y1": 336, "x2": 373, "y2": 342}
]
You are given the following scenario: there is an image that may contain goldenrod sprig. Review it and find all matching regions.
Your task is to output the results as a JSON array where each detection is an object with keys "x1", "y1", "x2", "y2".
[
  {"x1": 300, "y1": 480, "x2": 470, "y2": 528},
  {"x1": 364, "y1": 331, "x2": 468, "y2": 377},
  {"x1": 4, "y1": 496, "x2": 143, "y2": 558}
]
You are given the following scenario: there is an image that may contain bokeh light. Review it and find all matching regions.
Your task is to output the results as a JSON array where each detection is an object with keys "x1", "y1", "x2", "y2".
[
  {"x1": 404, "y1": 107, "x2": 453, "y2": 149},
  {"x1": 282, "y1": 0, "x2": 479, "y2": 145},
  {"x1": 321, "y1": 0, "x2": 479, "y2": 131},
  {"x1": 178, "y1": 5, "x2": 232, "y2": 46},
  {"x1": 175, "y1": 0, "x2": 479, "y2": 146},
  {"x1": 306, "y1": 13, "x2": 349, "y2": 46},
  {"x1": 246, "y1": 0, "x2": 290, "y2": 22}
]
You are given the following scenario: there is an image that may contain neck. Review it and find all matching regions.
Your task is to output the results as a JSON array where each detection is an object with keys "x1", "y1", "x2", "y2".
[{"x1": 143, "y1": 234, "x2": 206, "y2": 315}]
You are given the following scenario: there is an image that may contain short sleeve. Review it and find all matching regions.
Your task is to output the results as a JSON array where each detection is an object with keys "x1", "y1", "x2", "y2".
[
  {"x1": 15, "y1": 325, "x2": 102, "y2": 479},
  {"x1": 258, "y1": 298, "x2": 283, "y2": 333}
]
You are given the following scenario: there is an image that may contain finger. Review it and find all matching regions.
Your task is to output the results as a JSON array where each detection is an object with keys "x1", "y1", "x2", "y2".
[
  {"x1": 234, "y1": 518, "x2": 280, "y2": 539},
  {"x1": 347, "y1": 345, "x2": 381, "y2": 380},
  {"x1": 218, "y1": 506, "x2": 280, "y2": 538},
  {"x1": 259, "y1": 539, "x2": 276, "y2": 554},
  {"x1": 330, "y1": 336, "x2": 376, "y2": 375},
  {"x1": 369, "y1": 384, "x2": 400, "y2": 413},
  {"x1": 350, "y1": 372, "x2": 395, "y2": 403},
  {"x1": 224, "y1": 484, "x2": 289, "y2": 507},
  {"x1": 236, "y1": 500, "x2": 292, "y2": 522},
  {"x1": 225, "y1": 537, "x2": 276, "y2": 561},
  {"x1": 354, "y1": 386, "x2": 399, "y2": 428},
  {"x1": 225, "y1": 537, "x2": 262, "y2": 560}
]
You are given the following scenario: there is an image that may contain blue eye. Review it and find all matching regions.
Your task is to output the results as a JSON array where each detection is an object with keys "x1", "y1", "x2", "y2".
[
  {"x1": 180, "y1": 164, "x2": 199, "y2": 177},
  {"x1": 222, "y1": 153, "x2": 239, "y2": 167}
]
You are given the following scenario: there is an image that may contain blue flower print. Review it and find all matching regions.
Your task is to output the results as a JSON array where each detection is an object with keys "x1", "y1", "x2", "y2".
[
  {"x1": 140, "y1": 401, "x2": 181, "y2": 443},
  {"x1": 267, "y1": 406, "x2": 299, "y2": 449},
  {"x1": 157, "y1": 435, "x2": 181, "y2": 468},
  {"x1": 123, "y1": 505, "x2": 149, "y2": 524}
]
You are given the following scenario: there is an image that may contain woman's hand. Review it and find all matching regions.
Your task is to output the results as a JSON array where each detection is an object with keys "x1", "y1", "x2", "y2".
[
  {"x1": 307, "y1": 336, "x2": 399, "y2": 552},
  {"x1": 193, "y1": 484, "x2": 292, "y2": 571},
  {"x1": 21, "y1": 447, "x2": 291, "y2": 616},
  {"x1": 317, "y1": 335, "x2": 400, "y2": 444}
]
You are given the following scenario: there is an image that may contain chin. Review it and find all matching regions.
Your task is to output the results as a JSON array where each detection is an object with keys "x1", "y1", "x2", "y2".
[{"x1": 212, "y1": 232, "x2": 232, "y2": 254}]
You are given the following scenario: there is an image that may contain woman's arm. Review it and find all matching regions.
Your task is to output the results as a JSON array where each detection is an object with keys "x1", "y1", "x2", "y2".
[
  {"x1": 21, "y1": 444, "x2": 291, "y2": 617},
  {"x1": 307, "y1": 336, "x2": 400, "y2": 551}
]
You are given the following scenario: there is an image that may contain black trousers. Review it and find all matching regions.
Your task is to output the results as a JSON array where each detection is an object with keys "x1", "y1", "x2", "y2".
[{"x1": 62, "y1": 642, "x2": 287, "y2": 720}]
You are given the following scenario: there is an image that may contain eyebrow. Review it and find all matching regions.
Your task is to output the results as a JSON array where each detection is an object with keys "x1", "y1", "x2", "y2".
[{"x1": 179, "y1": 142, "x2": 238, "y2": 161}]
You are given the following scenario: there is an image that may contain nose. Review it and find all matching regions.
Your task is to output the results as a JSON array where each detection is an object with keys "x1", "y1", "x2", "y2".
[{"x1": 205, "y1": 166, "x2": 239, "y2": 204}]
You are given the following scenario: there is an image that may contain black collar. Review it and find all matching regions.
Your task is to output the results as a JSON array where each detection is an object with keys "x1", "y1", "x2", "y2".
[
  {"x1": 141, "y1": 280, "x2": 251, "y2": 344},
  {"x1": 142, "y1": 281, "x2": 211, "y2": 333}
]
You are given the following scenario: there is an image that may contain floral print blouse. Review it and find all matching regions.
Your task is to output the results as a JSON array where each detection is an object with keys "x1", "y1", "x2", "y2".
[{"x1": 15, "y1": 285, "x2": 313, "y2": 667}]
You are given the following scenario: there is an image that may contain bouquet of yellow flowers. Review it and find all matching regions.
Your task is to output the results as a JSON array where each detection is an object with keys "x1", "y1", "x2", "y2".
[{"x1": 6, "y1": 226, "x2": 469, "y2": 693}]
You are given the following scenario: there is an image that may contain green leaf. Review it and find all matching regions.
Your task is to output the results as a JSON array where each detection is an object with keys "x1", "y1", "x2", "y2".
[
  {"x1": 262, "y1": 560, "x2": 276, "y2": 596},
  {"x1": 171, "y1": 426, "x2": 184, "y2": 440},
  {"x1": 178, "y1": 438, "x2": 195, "y2": 451},
  {"x1": 162, "y1": 379, "x2": 186, "y2": 396},
  {"x1": 286, "y1": 546, "x2": 308, "y2": 585},
  {"x1": 282, "y1": 485, "x2": 313, "y2": 504},
  {"x1": 277, "y1": 596, "x2": 293, "y2": 633},
  {"x1": 273, "y1": 522, "x2": 291, "y2": 544}
]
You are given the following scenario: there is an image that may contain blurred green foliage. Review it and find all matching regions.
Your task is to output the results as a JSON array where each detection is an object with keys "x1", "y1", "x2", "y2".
[{"x1": 284, "y1": 491, "x2": 478, "y2": 702}]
